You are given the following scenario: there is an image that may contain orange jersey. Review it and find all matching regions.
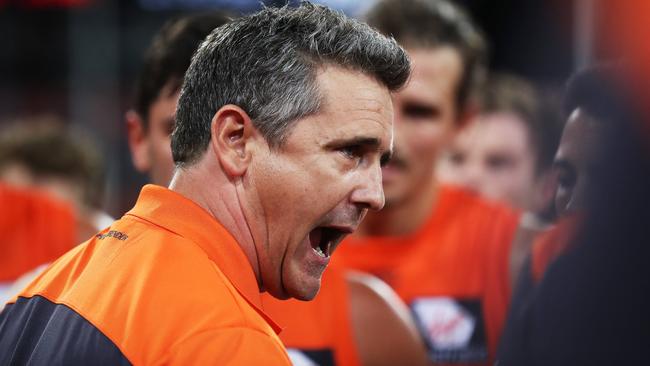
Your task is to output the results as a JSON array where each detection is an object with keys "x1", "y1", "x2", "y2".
[
  {"x1": 0, "y1": 183, "x2": 76, "y2": 283},
  {"x1": 531, "y1": 216, "x2": 579, "y2": 282},
  {"x1": 262, "y1": 262, "x2": 360, "y2": 366},
  {"x1": 335, "y1": 185, "x2": 519, "y2": 366},
  {"x1": 0, "y1": 185, "x2": 290, "y2": 365}
]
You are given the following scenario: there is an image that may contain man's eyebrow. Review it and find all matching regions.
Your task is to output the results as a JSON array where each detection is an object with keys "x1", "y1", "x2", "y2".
[
  {"x1": 325, "y1": 136, "x2": 392, "y2": 164},
  {"x1": 325, "y1": 136, "x2": 382, "y2": 150}
]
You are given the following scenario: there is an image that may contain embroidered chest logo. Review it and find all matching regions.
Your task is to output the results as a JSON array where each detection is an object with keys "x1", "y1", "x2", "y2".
[{"x1": 96, "y1": 230, "x2": 128, "y2": 241}]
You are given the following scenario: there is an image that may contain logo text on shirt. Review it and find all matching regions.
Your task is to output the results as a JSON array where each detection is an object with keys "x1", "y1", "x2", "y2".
[{"x1": 96, "y1": 230, "x2": 128, "y2": 241}]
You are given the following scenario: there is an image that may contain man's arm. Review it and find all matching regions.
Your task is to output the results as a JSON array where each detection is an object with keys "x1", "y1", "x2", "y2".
[{"x1": 347, "y1": 271, "x2": 428, "y2": 366}]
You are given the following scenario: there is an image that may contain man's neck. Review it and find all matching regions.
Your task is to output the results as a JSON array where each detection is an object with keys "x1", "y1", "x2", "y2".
[
  {"x1": 168, "y1": 161, "x2": 261, "y2": 283},
  {"x1": 357, "y1": 179, "x2": 440, "y2": 237}
]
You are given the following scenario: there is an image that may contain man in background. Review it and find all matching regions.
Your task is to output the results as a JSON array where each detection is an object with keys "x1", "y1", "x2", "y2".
[
  {"x1": 126, "y1": 12, "x2": 231, "y2": 187},
  {"x1": 497, "y1": 64, "x2": 649, "y2": 365},
  {"x1": 438, "y1": 73, "x2": 562, "y2": 216},
  {"x1": 437, "y1": 74, "x2": 564, "y2": 288},
  {"x1": 0, "y1": 118, "x2": 108, "y2": 296},
  {"x1": 336, "y1": 1, "x2": 520, "y2": 365}
]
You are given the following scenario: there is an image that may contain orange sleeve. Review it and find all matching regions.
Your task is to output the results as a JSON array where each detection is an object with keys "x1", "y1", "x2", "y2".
[
  {"x1": 162, "y1": 328, "x2": 291, "y2": 365},
  {"x1": 0, "y1": 183, "x2": 76, "y2": 282}
]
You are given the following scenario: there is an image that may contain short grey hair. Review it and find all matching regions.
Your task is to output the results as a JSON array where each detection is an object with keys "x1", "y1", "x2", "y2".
[{"x1": 172, "y1": 2, "x2": 410, "y2": 165}]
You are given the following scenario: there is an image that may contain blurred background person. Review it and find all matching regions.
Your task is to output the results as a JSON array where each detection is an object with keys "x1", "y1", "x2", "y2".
[
  {"x1": 437, "y1": 74, "x2": 565, "y2": 288},
  {"x1": 438, "y1": 73, "x2": 563, "y2": 217},
  {"x1": 0, "y1": 117, "x2": 108, "y2": 301},
  {"x1": 125, "y1": 12, "x2": 232, "y2": 187},
  {"x1": 497, "y1": 64, "x2": 650, "y2": 365},
  {"x1": 335, "y1": 1, "x2": 521, "y2": 365}
]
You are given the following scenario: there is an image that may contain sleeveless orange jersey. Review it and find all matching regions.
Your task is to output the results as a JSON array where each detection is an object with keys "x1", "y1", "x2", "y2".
[
  {"x1": 0, "y1": 183, "x2": 76, "y2": 283},
  {"x1": 335, "y1": 185, "x2": 519, "y2": 366},
  {"x1": 0, "y1": 185, "x2": 291, "y2": 365},
  {"x1": 262, "y1": 262, "x2": 360, "y2": 366}
]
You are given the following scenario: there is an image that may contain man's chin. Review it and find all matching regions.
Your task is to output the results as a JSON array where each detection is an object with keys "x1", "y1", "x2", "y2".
[
  {"x1": 290, "y1": 288, "x2": 320, "y2": 301},
  {"x1": 278, "y1": 276, "x2": 322, "y2": 301}
]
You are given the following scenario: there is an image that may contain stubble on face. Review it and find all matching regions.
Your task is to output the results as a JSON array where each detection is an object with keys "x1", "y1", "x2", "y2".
[{"x1": 243, "y1": 67, "x2": 394, "y2": 300}]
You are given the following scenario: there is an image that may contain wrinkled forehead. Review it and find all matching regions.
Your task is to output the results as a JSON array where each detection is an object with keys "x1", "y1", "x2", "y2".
[{"x1": 316, "y1": 66, "x2": 394, "y2": 140}]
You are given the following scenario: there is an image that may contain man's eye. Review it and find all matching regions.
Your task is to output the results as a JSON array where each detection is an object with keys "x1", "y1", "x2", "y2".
[
  {"x1": 339, "y1": 145, "x2": 363, "y2": 160},
  {"x1": 486, "y1": 155, "x2": 513, "y2": 170},
  {"x1": 555, "y1": 169, "x2": 576, "y2": 189},
  {"x1": 449, "y1": 151, "x2": 466, "y2": 165},
  {"x1": 402, "y1": 103, "x2": 440, "y2": 120},
  {"x1": 557, "y1": 173, "x2": 576, "y2": 189}
]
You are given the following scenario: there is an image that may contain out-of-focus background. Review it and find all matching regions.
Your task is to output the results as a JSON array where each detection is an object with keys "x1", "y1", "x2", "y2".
[{"x1": 0, "y1": 0, "x2": 604, "y2": 217}]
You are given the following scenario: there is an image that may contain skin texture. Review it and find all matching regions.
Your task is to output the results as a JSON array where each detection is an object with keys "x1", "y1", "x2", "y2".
[
  {"x1": 170, "y1": 66, "x2": 394, "y2": 301},
  {"x1": 126, "y1": 85, "x2": 178, "y2": 187},
  {"x1": 439, "y1": 112, "x2": 538, "y2": 209},
  {"x1": 359, "y1": 47, "x2": 465, "y2": 236},
  {"x1": 554, "y1": 108, "x2": 600, "y2": 217}
]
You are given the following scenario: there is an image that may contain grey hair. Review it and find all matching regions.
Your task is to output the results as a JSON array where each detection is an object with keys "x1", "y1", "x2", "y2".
[{"x1": 172, "y1": 2, "x2": 410, "y2": 165}]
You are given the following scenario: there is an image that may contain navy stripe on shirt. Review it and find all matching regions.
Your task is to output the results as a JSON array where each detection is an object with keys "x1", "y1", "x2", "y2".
[{"x1": 0, "y1": 295, "x2": 130, "y2": 365}]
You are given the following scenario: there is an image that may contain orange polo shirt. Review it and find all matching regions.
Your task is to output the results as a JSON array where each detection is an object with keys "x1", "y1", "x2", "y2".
[
  {"x1": 334, "y1": 185, "x2": 519, "y2": 366},
  {"x1": 0, "y1": 185, "x2": 291, "y2": 365},
  {"x1": 0, "y1": 183, "x2": 76, "y2": 283},
  {"x1": 262, "y1": 262, "x2": 360, "y2": 366}
]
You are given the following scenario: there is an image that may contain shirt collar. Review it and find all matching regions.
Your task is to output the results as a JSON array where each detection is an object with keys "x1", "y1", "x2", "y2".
[{"x1": 126, "y1": 184, "x2": 281, "y2": 334}]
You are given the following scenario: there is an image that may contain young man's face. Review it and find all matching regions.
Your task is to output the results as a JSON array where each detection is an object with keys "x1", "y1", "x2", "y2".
[
  {"x1": 439, "y1": 113, "x2": 538, "y2": 209},
  {"x1": 127, "y1": 85, "x2": 178, "y2": 187},
  {"x1": 381, "y1": 47, "x2": 463, "y2": 207},
  {"x1": 248, "y1": 67, "x2": 393, "y2": 300},
  {"x1": 554, "y1": 108, "x2": 600, "y2": 217}
]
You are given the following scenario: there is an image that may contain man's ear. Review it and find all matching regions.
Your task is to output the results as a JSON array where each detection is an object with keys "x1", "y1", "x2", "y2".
[
  {"x1": 211, "y1": 105, "x2": 256, "y2": 177},
  {"x1": 125, "y1": 110, "x2": 151, "y2": 173}
]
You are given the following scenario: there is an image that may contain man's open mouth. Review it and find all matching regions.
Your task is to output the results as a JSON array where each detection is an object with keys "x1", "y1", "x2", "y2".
[{"x1": 308, "y1": 226, "x2": 349, "y2": 258}]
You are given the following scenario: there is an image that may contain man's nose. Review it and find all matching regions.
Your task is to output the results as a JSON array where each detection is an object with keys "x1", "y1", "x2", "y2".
[
  {"x1": 459, "y1": 160, "x2": 482, "y2": 192},
  {"x1": 351, "y1": 164, "x2": 385, "y2": 211}
]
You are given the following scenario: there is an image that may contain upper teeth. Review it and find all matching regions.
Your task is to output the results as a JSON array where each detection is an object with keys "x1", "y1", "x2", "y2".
[{"x1": 314, "y1": 245, "x2": 327, "y2": 258}]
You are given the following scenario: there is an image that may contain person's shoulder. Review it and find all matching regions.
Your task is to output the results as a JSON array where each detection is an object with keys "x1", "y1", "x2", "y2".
[
  {"x1": 346, "y1": 271, "x2": 428, "y2": 366},
  {"x1": 106, "y1": 219, "x2": 245, "y2": 307},
  {"x1": 439, "y1": 184, "x2": 520, "y2": 225}
]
